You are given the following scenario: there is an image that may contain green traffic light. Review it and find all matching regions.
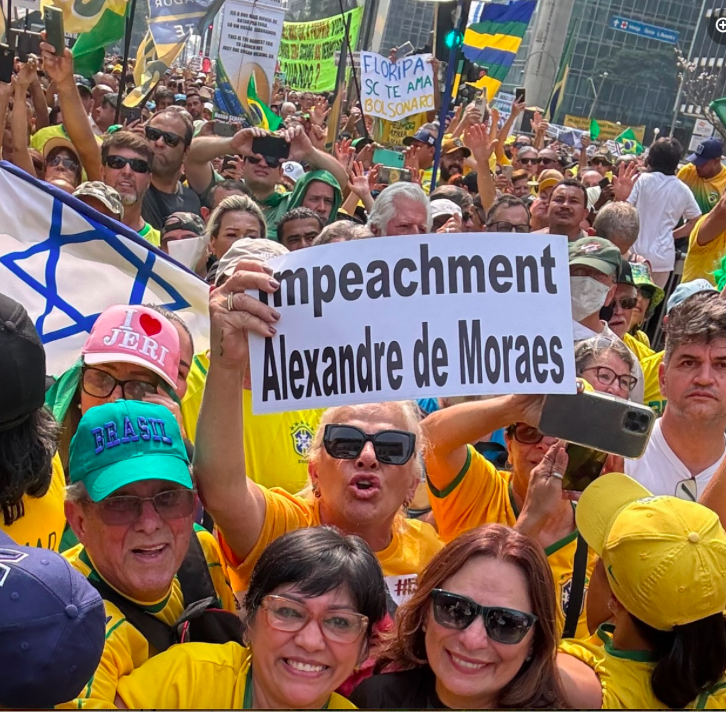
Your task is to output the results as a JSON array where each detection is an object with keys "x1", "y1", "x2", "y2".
[{"x1": 444, "y1": 29, "x2": 463, "y2": 49}]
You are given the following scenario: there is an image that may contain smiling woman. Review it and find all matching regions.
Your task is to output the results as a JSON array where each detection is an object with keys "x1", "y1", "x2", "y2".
[{"x1": 115, "y1": 527, "x2": 386, "y2": 709}]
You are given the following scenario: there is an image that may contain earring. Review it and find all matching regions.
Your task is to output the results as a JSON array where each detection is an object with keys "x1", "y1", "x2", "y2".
[
  {"x1": 312, "y1": 485, "x2": 321, "y2": 498},
  {"x1": 403, "y1": 498, "x2": 411, "y2": 509}
]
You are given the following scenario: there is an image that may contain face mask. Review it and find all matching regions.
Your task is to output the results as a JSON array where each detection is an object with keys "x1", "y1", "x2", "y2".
[{"x1": 570, "y1": 276, "x2": 611, "y2": 321}]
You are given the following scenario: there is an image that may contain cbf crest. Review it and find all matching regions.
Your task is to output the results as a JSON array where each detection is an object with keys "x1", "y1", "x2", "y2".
[{"x1": 291, "y1": 423, "x2": 314, "y2": 458}]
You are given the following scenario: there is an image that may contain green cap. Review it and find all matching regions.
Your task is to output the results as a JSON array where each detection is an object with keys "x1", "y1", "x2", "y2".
[
  {"x1": 69, "y1": 400, "x2": 192, "y2": 502},
  {"x1": 568, "y1": 237, "x2": 622, "y2": 277}
]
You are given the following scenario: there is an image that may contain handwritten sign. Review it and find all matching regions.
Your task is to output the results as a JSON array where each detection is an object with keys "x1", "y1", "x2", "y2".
[
  {"x1": 248, "y1": 234, "x2": 577, "y2": 414},
  {"x1": 360, "y1": 51, "x2": 435, "y2": 122}
]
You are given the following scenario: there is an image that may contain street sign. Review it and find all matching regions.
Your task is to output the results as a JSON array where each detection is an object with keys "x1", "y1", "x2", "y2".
[
  {"x1": 689, "y1": 117, "x2": 716, "y2": 152},
  {"x1": 610, "y1": 15, "x2": 679, "y2": 45}
]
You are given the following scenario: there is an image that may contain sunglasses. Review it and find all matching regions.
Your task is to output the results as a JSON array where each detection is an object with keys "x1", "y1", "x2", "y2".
[
  {"x1": 591, "y1": 159, "x2": 611, "y2": 167},
  {"x1": 519, "y1": 157, "x2": 540, "y2": 165},
  {"x1": 540, "y1": 157, "x2": 558, "y2": 166},
  {"x1": 431, "y1": 589, "x2": 537, "y2": 645},
  {"x1": 82, "y1": 367, "x2": 158, "y2": 401},
  {"x1": 145, "y1": 125, "x2": 185, "y2": 147},
  {"x1": 48, "y1": 155, "x2": 79, "y2": 171},
  {"x1": 104, "y1": 155, "x2": 151, "y2": 173},
  {"x1": 486, "y1": 220, "x2": 530, "y2": 233},
  {"x1": 612, "y1": 297, "x2": 637, "y2": 310},
  {"x1": 262, "y1": 594, "x2": 368, "y2": 644},
  {"x1": 90, "y1": 489, "x2": 196, "y2": 526},
  {"x1": 246, "y1": 155, "x2": 282, "y2": 168},
  {"x1": 511, "y1": 424, "x2": 545, "y2": 444},
  {"x1": 323, "y1": 424, "x2": 416, "y2": 466},
  {"x1": 581, "y1": 366, "x2": 638, "y2": 393}
]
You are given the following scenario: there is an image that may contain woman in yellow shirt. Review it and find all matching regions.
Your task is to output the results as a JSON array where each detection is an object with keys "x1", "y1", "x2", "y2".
[
  {"x1": 557, "y1": 472, "x2": 726, "y2": 709},
  {"x1": 115, "y1": 527, "x2": 386, "y2": 709}
]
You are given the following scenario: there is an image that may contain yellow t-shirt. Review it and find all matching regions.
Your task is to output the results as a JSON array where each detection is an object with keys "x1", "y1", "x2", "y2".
[
  {"x1": 630, "y1": 329, "x2": 651, "y2": 349},
  {"x1": 218, "y1": 486, "x2": 442, "y2": 603},
  {"x1": 682, "y1": 214, "x2": 725, "y2": 286},
  {"x1": 60, "y1": 526, "x2": 238, "y2": 709},
  {"x1": 426, "y1": 445, "x2": 596, "y2": 639},
  {"x1": 642, "y1": 351, "x2": 666, "y2": 416},
  {"x1": 181, "y1": 353, "x2": 323, "y2": 493},
  {"x1": 375, "y1": 113, "x2": 427, "y2": 148},
  {"x1": 1, "y1": 452, "x2": 65, "y2": 550},
  {"x1": 116, "y1": 641, "x2": 356, "y2": 709},
  {"x1": 139, "y1": 221, "x2": 161, "y2": 247},
  {"x1": 30, "y1": 124, "x2": 67, "y2": 152},
  {"x1": 560, "y1": 624, "x2": 726, "y2": 709},
  {"x1": 678, "y1": 162, "x2": 726, "y2": 215},
  {"x1": 622, "y1": 332, "x2": 655, "y2": 365}
]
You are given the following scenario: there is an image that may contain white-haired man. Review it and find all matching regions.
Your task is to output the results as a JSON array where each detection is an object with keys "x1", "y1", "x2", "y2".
[{"x1": 368, "y1": 182, "x2": 432, "y2": 237}]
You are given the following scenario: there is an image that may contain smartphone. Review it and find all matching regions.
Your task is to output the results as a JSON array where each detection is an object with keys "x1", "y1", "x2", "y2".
[
  {"x1": 0, "y1": 45, "x2": 13, "y2": 84},
  {"x1": 475, "y1": 87, "x2": 488, "y2": 117},
  {"x1": 378, "y1": 166, "x2": 412, "y2": 185},
  {"x1": 11, "y1": 30, "x2": 42, "y2": 62},
  {"x1": 44, "y1": 6, "x2": 65, "y2": 56},
  {"x1": 221, "y1": 154, "x2": 237, "y2": 172},
  {"x1": 252, "y1": 134, "x2": 290, "y2": 160},
  {"x1": 355, "y1": 118, "x2": 366, "y2": 137},
  {"x1": 213, "y1": 121, "x2": 236, "y2": 137},
  {"x1": 373, "y1": 148, "x2": 405, "y2": 168},
  {"x1": 120, "y1": 105, "x2": 142, "y2": 124},
  {"x1": 539, "y1": 390, "x2": 655, "y2": 459},
  {"x1": 598, "y1": 177, "x2": 610, "y2": 189},
  {"x1": 515, "y1": 86, "x2": 526, "y2": 104},
  {"x1": 561, "y1": 443, "x2": 608, "y2": 492},
  {"x1": 396, "y1": 41, "x2": 415, "y2": 57}
]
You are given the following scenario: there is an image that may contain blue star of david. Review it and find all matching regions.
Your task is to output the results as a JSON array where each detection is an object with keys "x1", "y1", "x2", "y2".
[{"x1": 0, "y1": 195, "x2": 191, "y2": 345}]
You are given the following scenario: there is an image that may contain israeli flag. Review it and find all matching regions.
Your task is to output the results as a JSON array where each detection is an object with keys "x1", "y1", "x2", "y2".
[{"x1": 0, "y1": 162, "x2": 210, "y2": 376}]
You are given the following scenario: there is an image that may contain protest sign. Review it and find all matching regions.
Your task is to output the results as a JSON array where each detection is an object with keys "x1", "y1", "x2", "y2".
[
  {"x1": 563, "y1": 115, "x2": 646, "y2": 143},
  {"x1": 360, "y1": 51, "x2": 435, "y2": 122},
  {"x1": 278, "y1": 7, "x2": 363, "y2": 92},
  {"x1": 248, "y1": 234, "x2": 576, "y2": 414}
]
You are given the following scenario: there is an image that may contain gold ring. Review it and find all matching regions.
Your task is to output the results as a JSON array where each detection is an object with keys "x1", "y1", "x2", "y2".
[{"x1": 227, "y1": 293, "x2": 235, "y2": 312}]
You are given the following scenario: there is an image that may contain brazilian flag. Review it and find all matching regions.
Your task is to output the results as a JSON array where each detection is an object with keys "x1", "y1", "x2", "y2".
[{"x1": 246, "y1": 74, "x2": 283, "y2": 131}]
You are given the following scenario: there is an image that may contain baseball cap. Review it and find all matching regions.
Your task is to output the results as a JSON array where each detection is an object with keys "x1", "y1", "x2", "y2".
[
  {"x1": 576, "y1": 473, "x2": 726, "y2": 631},
  {"x1": 568, "y1": 237, "x2": 622, "y2": 277},
  {"x1": 174, "y1": 93, "x2": 186, "y2": 103},
  {"x1": 630, "y1": 262, "x2": 665, "y2": 310},
  {"x1": 74, "y1": 75, "x2": 93, "y2": 95},
  {"x1": 0, "y1": 294, "x2": 46, "y2": 432},
  {"x1": 687, "y1": 137, "x2": 724, "y2": 166},
  {"x1": 282, "y1": 161, "x2": 305, "y2": 183},
  {"x1": 43, "y1": 136, "x2": 80, "y2": 161},
  {"x1": 403, "y1": 128, "x2": 437, "y2": 147},
  {"x1": 591, "y1": 148, "x2": 614, "y2": 165},
  {"x1": 69, "y1": 400, "x2": 193, "y2": 501},
  {"x1": 617, "y1": 260, "x2": 634, "y2": 286},
  {"x1": 216, "y1": 238, "x2": 289, "y2": 285},
  {"x1": 161, "y1": 211, "x2": 205, "y2": 238},
  {"x1": 441, "y1": 134, "x2": 472, "y2": 157},
  {"x1": 666, "y1": 279, "x2": 718, "y2": 313},
  {"x1": 73, "y1": 181, "x2": 124, "y2": 218},
  {"x1": 112, "y1": 63, "x2": 123, "y2": 74},
  {"x1": 352, "y1": 137, "x2": 373, "y2": 151},
  {"x1": 430, "y1": 198, "x2": 462, "y2": 220},
  {"x1": 529, "y1": 168, "x2": 563, "y2": 192},
  {"x1": 0, "y1": 531, "x2": 106, "y2": 707},
  {"x1": 81, "y1": 304, "x2": 180, "y2": 388}
]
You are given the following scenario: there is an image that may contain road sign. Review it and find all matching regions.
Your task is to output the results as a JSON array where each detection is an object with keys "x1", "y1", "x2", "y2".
[{"x1": 610, "y1": 15, "x2": 679, "y2": 45}]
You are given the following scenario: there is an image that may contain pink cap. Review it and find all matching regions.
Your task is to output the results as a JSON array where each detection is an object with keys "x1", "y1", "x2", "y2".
[{"x1": 82, "y1": 305, "x2": 180, "y2": 388}]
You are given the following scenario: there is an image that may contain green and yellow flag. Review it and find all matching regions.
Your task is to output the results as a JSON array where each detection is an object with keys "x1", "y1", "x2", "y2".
[{"x1": 615, "y1": 128, "x2": 644, "y2": 155}]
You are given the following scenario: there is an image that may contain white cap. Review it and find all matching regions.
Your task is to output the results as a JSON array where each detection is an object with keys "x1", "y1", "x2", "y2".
[
  {"x1": 282, "y1": 161, "x2": 305, "y2": 183},
  {"x1": 216, "y1": 238, "x2": 289, "y2": 285},
  {"x1": 203, "y1": 102, "x2": 213, "y2": 112},
  {"x1": 430, "y1": 199, "x2": 462, "y2": 220}
]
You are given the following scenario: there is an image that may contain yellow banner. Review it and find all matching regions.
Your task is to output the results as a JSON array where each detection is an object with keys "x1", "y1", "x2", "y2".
[
  {"x1": 42, "y1": 0, "x2": 128, "y2": 35},
  {"x1": 563, "y1": 115, "x2": 646, "y2": 143}
]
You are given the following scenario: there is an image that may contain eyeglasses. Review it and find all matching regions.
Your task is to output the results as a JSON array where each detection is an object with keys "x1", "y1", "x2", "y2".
[
  {"x1": 90, "y1": 489, "x2": 196, "y2": 526},
  {"x1": 540, "y1": 157, "x2": 558, "y2": 165},
  {"x1": 511, "y1": 424, "x2": 545, "y2": 444},
  {"x1": 246, "y1": 155, "x2": 282, "y2": 168},
  {"x1": 431, "y1": 589, "x2": 537, "y2": 645},
  {"x1": 104, "y1": 155, "x2": 151, "y2": 173},
  {"x1": 47, "y1": 155, "x2": 79, "y2": 171},
  {"x1": 486, "y1": 220, "x2": 530, "y2": 233},
  {"x1": 323, "y1": 424, "x2": 416, "y2": 465},
  {"x1": 261, "y1": 594, "x2": 368, "y2": 644},
  {"x1": 145, "y1": 125, "x2": 185, "y2": 147},
  {"x1": 519, "y1": 157, "x2": 540, "y2": 165},
  {"x1": 581, "y1": 366, "x2": 638, "y2": 393},
  {"x1": 612, "y1": 297, "x2": 637, "y2": 310},
  {"x1": 82, "y1": 367, "x2": 158, "y2": 401}
]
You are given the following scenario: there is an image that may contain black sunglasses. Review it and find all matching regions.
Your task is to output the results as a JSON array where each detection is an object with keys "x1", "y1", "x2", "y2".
[
  {"x1": 246, "y1": 155, "x2": 282, "y2": 168},
  {"x1": 145, "y1": 125, "x2": 185, "y2": 147},
  {"x1": 104, "y1": 155, "x2": 151, "y2": 173},
  {"x1": 431, "y1": 589, "x2": 537, "y2": 645},
  {"x1": 323, "y1": 424, "x2": 416, "y2": 465},
  {"x1": 519, "y1": 157, "x2": 540, "y2": 165},
  {"x1": 510, "y1": 423, "x2": 545, "y2": 445}
]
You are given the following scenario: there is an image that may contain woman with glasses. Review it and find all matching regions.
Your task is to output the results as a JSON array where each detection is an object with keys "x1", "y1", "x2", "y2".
[
  {"x1": 195, "y1": 265, "x2": 443, "y2": 605},
  {"x1": 422, "y1": 386, "x2": 597, "y2": 640},
  {"x1": 351, "y1": 525, "x2": 566, "y2": 709},
  {"x1": 115, "y1": 527, "x2": 386, "y2": 709},
  {"x1": 575, "y1": 337, "x2": 638, "y2": 401}
]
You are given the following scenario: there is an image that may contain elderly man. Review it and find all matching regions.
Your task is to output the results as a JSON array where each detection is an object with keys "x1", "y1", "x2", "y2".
[
  {"x1": 368, "y1": 182, "x2": 432, "y2": 237},
  {"x1": 485, "y1": 195, "x2": 530, "y2": 233},
  {"x1": 592, "y1": 201, "x2": 640, "y2": 257},
  {"x1": 62, "y1": 400, "x2": 237, "y2": 708}
]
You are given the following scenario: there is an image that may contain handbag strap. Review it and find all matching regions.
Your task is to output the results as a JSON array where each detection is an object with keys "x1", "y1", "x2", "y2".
[{"x1": 562, "y1": 534, "x2": 589, "y2": 639}]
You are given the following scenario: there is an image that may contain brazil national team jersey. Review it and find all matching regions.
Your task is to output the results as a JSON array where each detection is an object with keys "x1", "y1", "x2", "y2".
[
  {"x1": 59, "y1": 526, "x2": 237, "y2": 708},
  {"x1": 427, "y1": 445, "x2": 597, "y2": 639}
]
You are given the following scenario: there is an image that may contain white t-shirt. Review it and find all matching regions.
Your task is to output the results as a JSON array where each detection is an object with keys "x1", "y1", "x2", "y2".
[
  {"x1": 627, "y1": 172, "x2": 701, "y2": 272},
  {"x1": 625, "y1": 418, "x2": 726, "y2": 499}
]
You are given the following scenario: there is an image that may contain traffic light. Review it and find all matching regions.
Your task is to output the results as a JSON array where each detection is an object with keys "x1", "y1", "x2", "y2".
[
  {"x1": 434, "y1": 0, "x2": 471, "y2": 61},
  {"x1": 444, "y1": 29, "x2": 463, "y2": 49}
]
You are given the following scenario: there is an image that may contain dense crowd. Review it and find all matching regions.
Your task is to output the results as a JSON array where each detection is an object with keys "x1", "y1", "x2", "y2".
[{"x1": 4, "y1": 34, "x2": 726, "y2": 711}]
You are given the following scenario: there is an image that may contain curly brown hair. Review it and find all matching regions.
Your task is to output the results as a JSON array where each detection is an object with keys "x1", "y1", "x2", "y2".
[{"x1": 375, "y1": 524, "x2": 567, "y2": 709}]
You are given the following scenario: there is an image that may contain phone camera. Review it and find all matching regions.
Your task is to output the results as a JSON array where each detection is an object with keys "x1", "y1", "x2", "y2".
[{"x1": 623, "y1": 411, "x2": 650, "y2": 434}]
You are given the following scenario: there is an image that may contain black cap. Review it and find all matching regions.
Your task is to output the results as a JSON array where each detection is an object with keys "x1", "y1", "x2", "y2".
[
  {"x1": 0, "y1": 294, "x2": 46, "y2": 432},
  {"x1": 618, "y1": 260, "x2": 635, "y2": 286}
]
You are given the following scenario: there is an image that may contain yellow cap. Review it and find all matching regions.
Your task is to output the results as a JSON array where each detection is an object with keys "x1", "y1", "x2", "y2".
[{"x1": 576, "y1": 473, "x2": 726, "y2": 631}]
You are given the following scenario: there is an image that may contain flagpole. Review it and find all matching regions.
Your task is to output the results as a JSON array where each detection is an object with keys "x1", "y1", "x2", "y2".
[
  {"x1": 338, "y1": 0, "x2": 369, "y2": 140},
  {"x1": 114, "y1": 0, "x2": 138, "y2": 124}
]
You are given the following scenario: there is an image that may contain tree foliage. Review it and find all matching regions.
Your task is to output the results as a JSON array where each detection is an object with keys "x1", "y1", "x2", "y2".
[{"x1": 597, "y1": 47, "x2": 678, "y2": 92}]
